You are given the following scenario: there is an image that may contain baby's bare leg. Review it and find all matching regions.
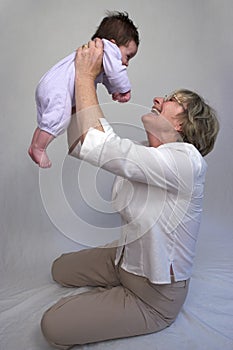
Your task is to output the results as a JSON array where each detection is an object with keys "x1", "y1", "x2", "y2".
[{"x1": 28, "y1": 128, "x2": 54, "y2": 168}]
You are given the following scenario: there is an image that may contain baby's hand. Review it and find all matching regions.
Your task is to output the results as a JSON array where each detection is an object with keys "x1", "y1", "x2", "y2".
[{"x1": 112, "y1": 91, "x2": 131, "y2": 103}]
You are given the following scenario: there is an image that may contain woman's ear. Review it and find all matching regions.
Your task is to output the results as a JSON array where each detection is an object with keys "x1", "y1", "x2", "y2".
[
  {"x1": 175, "y1": 123, "x2": 182, "y2": 132},
  {"x1": 110, "y1": 39, "x2": 116, "y2": 44}
]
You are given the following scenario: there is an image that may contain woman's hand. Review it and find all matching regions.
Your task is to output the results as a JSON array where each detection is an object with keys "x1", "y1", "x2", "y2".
[
  {"x1": 75, "y1": 38, "x2": 104, "y2": 81},
  {"x1": 68, "y1": 38, "x2": 104, "y2": 149}
]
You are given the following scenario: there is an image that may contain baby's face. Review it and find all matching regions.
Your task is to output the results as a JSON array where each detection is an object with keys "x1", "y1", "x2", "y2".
[{"x1": 119, "y1": 40, "x2": 138, "y2": 67}]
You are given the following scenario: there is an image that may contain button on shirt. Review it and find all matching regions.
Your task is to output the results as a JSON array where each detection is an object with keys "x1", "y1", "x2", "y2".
[{"x1": 74, "y1": 118, "x2": 207, "y2": 284}]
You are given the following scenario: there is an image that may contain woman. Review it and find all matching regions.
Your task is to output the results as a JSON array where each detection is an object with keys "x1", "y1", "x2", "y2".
[{"x1": 41, "y1": 39, "x2": 219, "y2": 349}]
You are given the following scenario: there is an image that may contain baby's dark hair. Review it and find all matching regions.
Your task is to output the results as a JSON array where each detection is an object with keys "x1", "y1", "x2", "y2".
[{"x1": 91, "y1": 11, "x2": 139, "y2": 47}]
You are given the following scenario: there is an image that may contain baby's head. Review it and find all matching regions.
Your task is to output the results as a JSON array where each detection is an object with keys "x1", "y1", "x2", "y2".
[{"x1": 91, "y1": 11, "x2": 139, "y2": 66}]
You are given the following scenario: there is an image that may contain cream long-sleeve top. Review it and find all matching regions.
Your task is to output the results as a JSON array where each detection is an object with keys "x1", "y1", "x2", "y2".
[
  {"x1": 35, "y1": 39, "x2": 131, "y2": 137},
  {"x1": 72, "y1": 118, "x2": 207, "y2": 284}
]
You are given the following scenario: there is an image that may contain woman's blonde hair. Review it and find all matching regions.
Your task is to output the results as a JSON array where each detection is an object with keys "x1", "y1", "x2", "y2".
[{"x1": 173, "y1": 89, "x2": 219, "y2": 156}]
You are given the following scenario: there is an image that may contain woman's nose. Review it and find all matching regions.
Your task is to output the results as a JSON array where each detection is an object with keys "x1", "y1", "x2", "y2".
[
  {"x1": 153, "y1": 97, "x2": 164, "y2": 108},
  {"x1": 153, "y1": 97, "x2": 164, "y2": 105}
]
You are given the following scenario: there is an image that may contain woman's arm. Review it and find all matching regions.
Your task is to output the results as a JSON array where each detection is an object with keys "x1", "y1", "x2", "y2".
[
  {"x1": 68, "y1": 39, "x2": 196, "y2": 195},
  {"x1": 74, "y1": 39, "x2": 105, "y2": 144}
]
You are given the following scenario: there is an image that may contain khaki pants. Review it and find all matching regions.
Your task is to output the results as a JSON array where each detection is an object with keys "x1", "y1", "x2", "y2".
[{"x1": 41, "y1": 247, "x2": 189, "y2": 349}]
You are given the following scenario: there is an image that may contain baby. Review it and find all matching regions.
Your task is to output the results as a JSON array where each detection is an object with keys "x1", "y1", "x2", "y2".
[{"x1": 28, "y1": 11, "x2": 139, "y2": 168}]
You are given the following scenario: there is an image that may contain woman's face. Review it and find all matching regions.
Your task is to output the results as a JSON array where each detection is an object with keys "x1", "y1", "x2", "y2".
[{"x1": 142, "y1": 94, "x2": 186, "y2": 147}]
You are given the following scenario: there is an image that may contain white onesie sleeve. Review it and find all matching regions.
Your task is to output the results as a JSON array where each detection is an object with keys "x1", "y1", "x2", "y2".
[{"x1": 101, "y1": 39, "x2": 131, "y2": 94}]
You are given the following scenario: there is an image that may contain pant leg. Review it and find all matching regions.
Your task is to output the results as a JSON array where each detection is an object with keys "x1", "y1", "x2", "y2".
[
  {"x1": 42, "y1": 248, "x2": 189, "y2": 349},
  {"x1": 119, "y1": 267, "x2": 190, "y2": 324},
  {"x1": 52, "y1": 247, "x2": 120, "y2": 288},
  {"x1": 41, "y1": 283, "x2": 168, "y2": 349}
]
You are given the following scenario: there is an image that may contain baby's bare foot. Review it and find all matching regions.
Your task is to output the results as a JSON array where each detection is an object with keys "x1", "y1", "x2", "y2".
[{"x1": 28, "y1": 146, "x2": 52, "y2": 168}]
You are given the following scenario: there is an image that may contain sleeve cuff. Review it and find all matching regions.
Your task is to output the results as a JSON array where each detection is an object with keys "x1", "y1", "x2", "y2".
[{"x1": 68, "y1": 118, "x2": 115, "y2": 165}]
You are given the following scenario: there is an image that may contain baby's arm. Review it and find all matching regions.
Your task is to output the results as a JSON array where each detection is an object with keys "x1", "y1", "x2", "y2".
[{"x1": 102, "y1": 39, "x2": 131, "y2": 101}]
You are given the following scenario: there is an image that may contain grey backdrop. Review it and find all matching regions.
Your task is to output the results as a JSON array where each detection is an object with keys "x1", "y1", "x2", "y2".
[{"x1": 1, "y1": 0, "x2": 233, "y2": 284}]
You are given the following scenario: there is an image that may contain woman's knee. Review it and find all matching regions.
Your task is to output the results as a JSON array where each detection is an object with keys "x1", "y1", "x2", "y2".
[
  {"x1": 41, "y1": 308, "x2": 70, "y2": 349},
  {"x1": 51, "y1": 254, "x2": 69, "y2": 286}
]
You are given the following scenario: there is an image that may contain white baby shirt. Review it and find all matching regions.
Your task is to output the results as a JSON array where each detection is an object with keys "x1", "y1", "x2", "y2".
[{"x1": 35, "y1": 39, "x2": 131, "y2": 136}]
